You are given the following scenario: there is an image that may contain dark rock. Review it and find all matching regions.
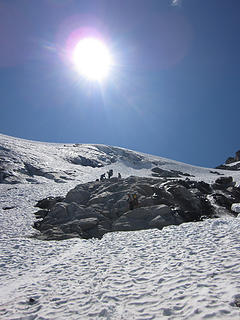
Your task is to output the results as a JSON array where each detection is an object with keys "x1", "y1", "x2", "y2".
[
  {"x1": 112, "y1": 205, "x2": 179, "y2": 232},
  {"x1": 235, "y1": 299, "x2": 240, "y2": 308},
  {"x1": 76, "y1": 217, "x2": 99, "y2": 230},
  {"x1": 40, "y1": 226, "x2": 80, "y2": 240},
  {"x1": 216, "y1": 150, "x2": 240, "y2": 170},
  {"x1": 212, "y1": 193, "x2": 234, "y2": 211},
  {"x1": 235, "y1": 150, "x2": 240, "y2": 161},
  {"x1": 0, "y1": 170, "x2": 7, "y2": 183},
  {"x1": 46, "y1": 203, "x2": 69, "y2": 222},
  {"x1": 35, "y1": 196, "x2": 64, "y2": 210},
  {"x1": 215, "y1": 164, "x2": 228, "y2": 170},
  {"x1": 210, "y1": 170, "x2": 222, "y2": 175},
  {"x1": 65, "y1": 187, "x2": 90, "y2": 205},
  {"x1": 151, "y1": 167, "x2": 180, "y2": 178},
  {"x1": 32, "y1": 175, "x2": 238, "y2": 241},
  {"x1": 68, "y1": 155, "x2": 103, "y2": 168},
  {"x1": 2, "y1": 206, "x2": 15, "y2": 210},
  {"x1": 216, "y1": 176, "x2": 233, "y2": 185},
  {"x1": 171, "y1": 170, "x2": 194, "y2": 177},
  {"x1": 151, "y1": 168, "x2": 194, "y2": 178},
  {"x1": 34, "y1": 209, "x2": 48, "y2": 219},
  {"x1": 166, "y1": 184, "x2": 202, "y2": 212},
  {"x1": 195, "y1": 181, "x2": 212, "y2": 194},
  {"x1": 232, "y1": 296, "x2": 240, "y2": 308},
  {"x1": 213, "y1": 176, "x2": 234, "y2": 189},
  {"x1": 29, "y1": 298, "x2": 36, "y2": 304},
  {"x1": 225, "y1": 157, "x2": 235, "y2": 164},
  {"x1": 24, "y1": 163, "x2": 53, "y2": 179},
  {"x1": 228, "y1": 186, "x2": 240, "y2": 201}
]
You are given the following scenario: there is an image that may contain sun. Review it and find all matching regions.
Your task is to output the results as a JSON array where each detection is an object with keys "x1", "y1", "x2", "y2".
[{"x1": 72, "y1": 37, "x2": 112, "y2": 81}]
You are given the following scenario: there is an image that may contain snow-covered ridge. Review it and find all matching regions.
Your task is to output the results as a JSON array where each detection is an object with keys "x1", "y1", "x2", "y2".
[{"x1": 1, "y1": 133, "x2": 238, "y2": 186}]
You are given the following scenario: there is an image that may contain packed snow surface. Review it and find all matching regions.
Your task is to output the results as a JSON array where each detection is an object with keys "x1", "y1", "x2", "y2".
[{"x1": 1, "y1": 134, "x2": 240, "y2": 319}]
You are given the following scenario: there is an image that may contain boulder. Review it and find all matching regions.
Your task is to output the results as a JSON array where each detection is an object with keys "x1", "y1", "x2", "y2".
[
  {"x1": 41, "y1": 226, "x2": 80, "y2": 241},
  {"x1": 34, "y1": 209, "x2": 48, "y2": 219},
  {"x1": 88, "y1": 191, "x2": 112, "y2": 205},
  {"x1": 113, "y1": 205, "x2": 172, "y2": 231},
  {"x1": 35, "y1": 196, "x2": 64, "y2": 210},
  {"x1": 65, "y1": 186, "x2": 90, "y2": 204},
  {"x1": 212, "y1": 192, "x2": 234, "y2": 210},
  {"x1": 47, "y1": 202, "x2": 69, "y2": 221},
  {"x1": 77, "y1": 217, "x2": 99, "y2": 230},
  {"x1": 61, "y1": 217, "x2": 98, "y2": 232},
  {"x1": 213, "y1": 176, "x2": 234, "y2": 189},
  {"x1": 32, "y1": 175, "x2": 228, "y2": 241},
  {"x1": 135, "y1": 183, "x2": 154, "y2": 196},
  {"x1": 166, "y1": 184, "x2": 202, "y2": 212},
  {"x1": 149, "y1": 213, "x2": 183, "y2": 229},
  {"x1": 195, "y1": 181, "x2": 212, "y2": 194},
  {"x1": 65, "y1": 203, "x2": 105, "y2": 221}
]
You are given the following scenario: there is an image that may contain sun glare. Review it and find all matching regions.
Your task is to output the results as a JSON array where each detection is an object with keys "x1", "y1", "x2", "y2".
[{"x1": 73, "y1": 37, "x2": 112, "y2": 81}]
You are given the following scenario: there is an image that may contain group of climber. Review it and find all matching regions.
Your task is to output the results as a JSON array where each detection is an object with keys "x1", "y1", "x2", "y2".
[
  {"x1": 97, "y1": 170, "x2": 139, "y2": 211},
  {"x1": 97, "y1": 169, "x2": 122, "y2": 181}
]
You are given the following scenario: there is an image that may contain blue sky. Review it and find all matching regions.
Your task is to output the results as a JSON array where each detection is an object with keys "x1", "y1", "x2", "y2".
[{"x1": 1, "y1": 0, "x2": 240, "y2": 168}]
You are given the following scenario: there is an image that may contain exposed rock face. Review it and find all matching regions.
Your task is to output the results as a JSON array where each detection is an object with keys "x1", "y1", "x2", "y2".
[
  {"x1": 68, "y1": 156, "x2": 103, "y2": 168},
  {"x1": 216, "y1": 150, "x2": 240, "y2": 170},
  {"x1": 236, "y1": 150, "x2": 240, "y2": 161},
  {"x1": 212, "y1": 176, "x2": 234, "y2": 190},
  {"x1": 225, "y1": 157, "x2": 235, "y2": 165},
  {"x1": 151, "y1": 167, "x2": 193, "y2": 178},
  {"x1": 32, "y1": 175, "x2": 240, "y2": 241},
  {"x1": 35, "y1": 196, "x2": 65, "y2": 210},
  {"x1": 112, "y1": 205, "x2": 182, "y2": 232}
]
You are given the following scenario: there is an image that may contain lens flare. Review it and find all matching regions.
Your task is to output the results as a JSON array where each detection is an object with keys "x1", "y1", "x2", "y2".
[{"x1": 73, "y1": 37, "x2": 112, "y2": 81}]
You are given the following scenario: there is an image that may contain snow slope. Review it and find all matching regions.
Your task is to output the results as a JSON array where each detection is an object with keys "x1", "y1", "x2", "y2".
[{"x1": 0, "y1": 133, "x2": 240, "y2": 319}]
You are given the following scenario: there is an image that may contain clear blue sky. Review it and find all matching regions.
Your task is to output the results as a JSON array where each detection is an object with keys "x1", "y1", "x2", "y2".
[{"x1": 1, "y1": 0, "x2": 240, "y2": 168}]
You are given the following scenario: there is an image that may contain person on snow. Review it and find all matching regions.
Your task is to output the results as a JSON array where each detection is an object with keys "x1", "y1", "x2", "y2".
[
  {"x1": 118, "y1": 173, "x2": 122, "y2": 179},
  {"x1": 100, "y1": 173, "x2": 106, "y2": 181},
  {"x1": 107, "y1": 169, "x2": 113, "y2": 179}
]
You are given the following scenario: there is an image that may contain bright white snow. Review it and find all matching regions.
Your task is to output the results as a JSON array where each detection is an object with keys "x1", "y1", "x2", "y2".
[{"x1": 0, "y1": 133, "x2": 240, "y2": 319}]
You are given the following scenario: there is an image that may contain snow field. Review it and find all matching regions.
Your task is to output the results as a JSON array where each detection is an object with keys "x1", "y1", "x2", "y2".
[
  {"x1": 1, "y1": 134, "x2": 240, "y2": 319},
  {"x1": 1, "y1": 217, "x2": 240, "y2": 319}
]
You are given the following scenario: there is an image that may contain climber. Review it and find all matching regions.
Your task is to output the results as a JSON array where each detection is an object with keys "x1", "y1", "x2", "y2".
[
  {"x1": 100, "y1": 173, "x2": 106, "y2": 181},
  {"x1": 127, "y1": 194, "x2": 134, "y2": 210},
  {"x1": 133, "y1": 193, "x2": 139, "y2": 207},
  {"x1": 118, "y1": 173, "x2": 122, "y2": 179},
  {"x1": 107, "y1": 169, "x2": 113, "y2": 179}
]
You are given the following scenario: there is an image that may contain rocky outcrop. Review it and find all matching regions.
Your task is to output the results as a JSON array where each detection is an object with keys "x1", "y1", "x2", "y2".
[
  {"x1": 32, "y1": 175, "x2": 240, "y2": 241},
  {"x1": 35, "y1": 196, "x2": 65, "y2": 210},
  {"x1": 151, "y1": 167, "x2": 193, "y2": 178},
  {"x1": 68, "y1": 155, "x2": 103, "y2": 168},
  {"x1": 212, "y1": 176, "x2": 234, "y2": 190},
  {"x1": 216, "y1": 150, "x2": 240, "y2": 170},
  {"x1": 112, "y1": 205, "x2": 182, "y2": 231}
]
